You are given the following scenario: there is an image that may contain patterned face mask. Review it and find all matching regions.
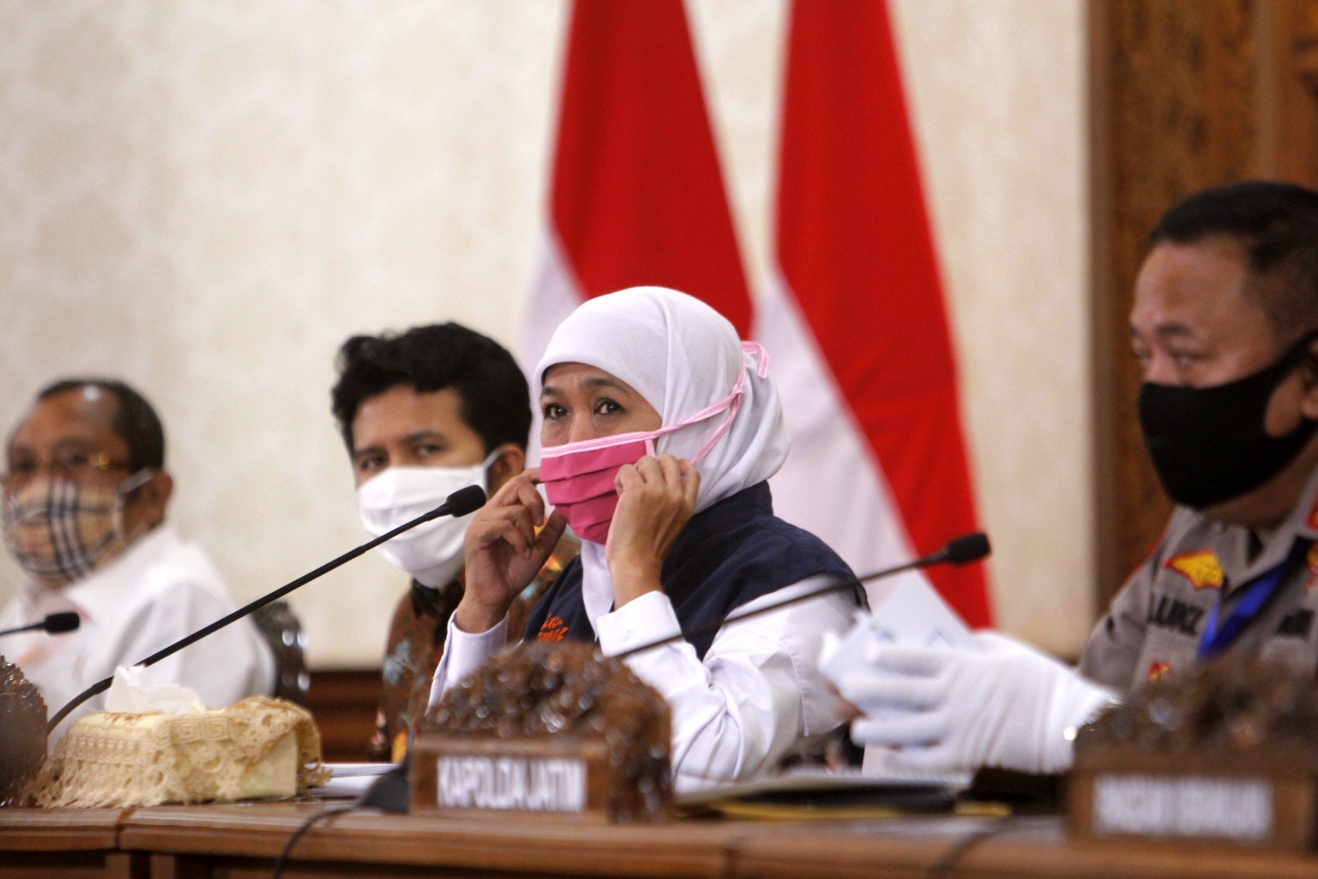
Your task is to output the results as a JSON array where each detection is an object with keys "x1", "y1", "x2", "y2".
[{"x1": 2, "y1": 471, "x2": 151, "y2": 584}]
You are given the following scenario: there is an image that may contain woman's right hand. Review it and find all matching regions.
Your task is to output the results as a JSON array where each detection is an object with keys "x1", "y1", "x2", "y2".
[{"x1": 453, "y1": 468, "x2": 567, "y2": 634}]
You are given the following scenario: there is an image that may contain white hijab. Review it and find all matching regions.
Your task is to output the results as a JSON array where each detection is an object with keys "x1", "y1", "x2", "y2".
[{"x1": 535, "y1": 286, "x2": 790, "y2": 628}]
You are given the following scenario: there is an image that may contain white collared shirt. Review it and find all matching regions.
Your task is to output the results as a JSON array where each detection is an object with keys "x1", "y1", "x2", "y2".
[
  {"x1": 0, "y1": 524, "x2": 276, "y2": 740},
  {"x1": 428, "y1": 574, "x2": 855, "y2": 792}
]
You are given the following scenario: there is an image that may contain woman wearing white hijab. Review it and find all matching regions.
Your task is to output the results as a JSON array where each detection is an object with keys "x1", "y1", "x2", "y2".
[{"x1": 429, "y1": 286, "x2": 860, "y2": 790}]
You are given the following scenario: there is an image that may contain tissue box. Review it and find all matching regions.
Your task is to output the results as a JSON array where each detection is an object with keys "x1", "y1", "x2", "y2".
[{"x1": 33, "y1": 697, "x2": 326, "y2": 808}]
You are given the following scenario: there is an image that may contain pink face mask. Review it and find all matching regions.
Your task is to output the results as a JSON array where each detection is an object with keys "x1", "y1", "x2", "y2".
[{"x1": 540, "y1": 343, "x2": 766, "y2": 544}]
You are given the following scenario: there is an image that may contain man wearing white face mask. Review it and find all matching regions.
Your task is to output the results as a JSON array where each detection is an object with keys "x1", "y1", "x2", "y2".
[
  {"x1": 0, "y1": 379, "x2": 275, "y2": 738},
  {"x1": 330, "y1": 323, "x2": 578, "y2": 762}
]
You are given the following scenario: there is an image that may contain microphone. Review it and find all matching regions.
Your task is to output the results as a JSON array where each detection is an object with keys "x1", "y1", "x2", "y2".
[
  {"x1": 923, "y1": 532, "x2": 991, "y2": 567},
  {"x1": 613, "y1": 532, "x2": 991, "y2": 660},
  {"x1": 0, "y1": 611, "x2": 81, "y2": 638},
  {"x1": 45, "y1": 484, "x2": 488, "y2": 735}
]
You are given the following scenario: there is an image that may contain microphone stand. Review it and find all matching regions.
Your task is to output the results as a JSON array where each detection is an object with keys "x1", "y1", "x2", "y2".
[
  {"x1": 613, "y1": 532, "x2": 990, "y2": 660},
  {"x1": 46, "y1": 486, "x2": 486, "y2": 735}
]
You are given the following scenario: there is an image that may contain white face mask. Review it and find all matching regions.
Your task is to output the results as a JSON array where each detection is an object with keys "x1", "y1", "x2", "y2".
[{"x1": 356, "y1": 454, "x2": 495, "y2": 588}]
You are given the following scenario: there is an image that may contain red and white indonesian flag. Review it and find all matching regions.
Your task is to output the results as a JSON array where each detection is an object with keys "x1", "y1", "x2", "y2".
[
  {"x1": 526, "y1": 0, "x2": 992, "y2": 625},
  {"x1": 523, "y1": 0, "x2": 752, "y2": 390},
  {"x1": 756, "y1": 0, "x2": 993, "y2": 626}
]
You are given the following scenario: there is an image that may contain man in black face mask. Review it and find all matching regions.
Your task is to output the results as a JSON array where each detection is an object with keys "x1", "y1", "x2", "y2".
[
  {"x1": 832, "y1": 181, "x2": 1318, "y2": 775},
  {"x1": 1089, "y1": 181, "x2": 1318, "y2": 683}
]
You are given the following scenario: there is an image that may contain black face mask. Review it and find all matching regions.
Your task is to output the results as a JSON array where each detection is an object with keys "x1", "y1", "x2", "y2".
[{"x1": 1138, "y1": 334, "x2": 1318, "y2": 509}]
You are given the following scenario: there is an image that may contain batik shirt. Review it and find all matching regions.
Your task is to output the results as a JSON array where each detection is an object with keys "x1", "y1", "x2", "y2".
[{"x1": 369, "y1": 532, "x2": 579, "y2": 762}]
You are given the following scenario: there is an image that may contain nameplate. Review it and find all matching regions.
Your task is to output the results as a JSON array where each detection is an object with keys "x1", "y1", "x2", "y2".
[
  {"x1": 1090, "y1": 774, "x2": 1273, "y2": 841},
  {"x1": 434, "y1": 754, "x2": 586, "y2": 812},
  {"x1": 1069, "y1": 745, "x2": 1317, "y2": 849},
  {"x1": 410, "y1": 735, "x2": 623, "y2": 822}
]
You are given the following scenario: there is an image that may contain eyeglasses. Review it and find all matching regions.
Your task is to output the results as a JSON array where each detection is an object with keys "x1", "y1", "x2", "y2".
[{"x1": 1, "y1": 449, "x2": 134, "y2": 489}]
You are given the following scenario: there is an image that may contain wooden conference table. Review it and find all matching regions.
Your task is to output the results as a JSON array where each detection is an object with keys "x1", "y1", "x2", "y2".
[{"x1": 3, "y1": 801, "x2": 1318, "y2": 879}]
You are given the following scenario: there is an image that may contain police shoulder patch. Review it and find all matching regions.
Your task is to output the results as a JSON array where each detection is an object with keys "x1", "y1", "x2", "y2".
[{"x1": 1163, "y1": 550, "x2": 1224, "y2": 590}]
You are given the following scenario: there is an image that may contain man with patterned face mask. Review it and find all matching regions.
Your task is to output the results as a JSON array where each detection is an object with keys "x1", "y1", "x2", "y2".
[
  {"x1": 837, "y1": 181, "x2": 1318, "y2": 776},
  {"x1": 330, "y1": 323, "x2": 578, "y2": 762},
  {"x1": 0, "y1": 379, "x2": 275, "y2": 737}
]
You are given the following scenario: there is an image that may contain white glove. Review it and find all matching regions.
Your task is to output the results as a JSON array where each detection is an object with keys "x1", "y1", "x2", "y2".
[{"x1": 838, "y1": 630, "x2": 1118, "y2": 774}]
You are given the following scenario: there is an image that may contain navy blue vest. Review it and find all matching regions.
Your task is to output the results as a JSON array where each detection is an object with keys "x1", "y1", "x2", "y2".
[{"x1": 524, "y1": 481, "x2": 859, "y2": 659}]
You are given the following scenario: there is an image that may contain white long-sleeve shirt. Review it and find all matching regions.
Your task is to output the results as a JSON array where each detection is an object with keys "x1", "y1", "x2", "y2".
[
  {"x1": 428, "y1": 573, "x2": 855, "y2": 792},
  {"x1": 0, "y1": 524, "x2": 276, "y2": 740}
]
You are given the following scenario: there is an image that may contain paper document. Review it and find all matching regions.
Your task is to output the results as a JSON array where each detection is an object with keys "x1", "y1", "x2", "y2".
[
  {"x1": 818, "y1": 578, "x2": 977, "y2": 777},
  {"x1": 310, "y1": 763, "x2": 398, "y2": 799},
  {"x1": 820, "y1": 577, "x2": 974, "y2": 685}
]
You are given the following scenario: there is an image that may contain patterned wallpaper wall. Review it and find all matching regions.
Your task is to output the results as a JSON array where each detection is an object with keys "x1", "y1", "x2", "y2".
[{"x1": 0, "y1": 0, "x2": 1090, "y2": 666}]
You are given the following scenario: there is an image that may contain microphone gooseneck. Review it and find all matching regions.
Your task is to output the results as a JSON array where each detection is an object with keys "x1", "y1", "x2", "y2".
[
  {"x1": 45, "y1": 484, "x2": 488, "y2": 736},
  {"x1": 612, "y1": 531, "x2": 991, "y2": 660},
  {"x1": 0, "y1": 611, "x2": 82, "y2": 638}
]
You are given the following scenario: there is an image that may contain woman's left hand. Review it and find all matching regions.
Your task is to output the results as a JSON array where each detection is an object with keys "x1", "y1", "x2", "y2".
[{"x1": 606, "y1": 454, "x2": 699, "y2": 607}]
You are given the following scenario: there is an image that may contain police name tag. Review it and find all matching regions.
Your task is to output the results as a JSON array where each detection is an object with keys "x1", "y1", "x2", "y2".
[
  {"x1": 1069, "y1": 746, "x2": 1317, "y2": 849},
  {"x1": 410, "y1": 736, "x2": 618, "y2": 821}
]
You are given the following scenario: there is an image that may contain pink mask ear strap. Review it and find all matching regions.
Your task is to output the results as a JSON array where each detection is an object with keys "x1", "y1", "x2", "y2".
[
  {"x1": 690, "y1": 393, "x2": 739, "y2": 465},
  {"x1": 689, "y1": 368, "x2": 749, "y2": 465},
  {"x1": 685, "y1": 342, "x2": 769, "y2": 466},
  {"x1": 689, "y1": 343, "x2": 768, "y2": 464},
  {"x1": 742, "y1": 341, "x2": 769, "y2": 379}
]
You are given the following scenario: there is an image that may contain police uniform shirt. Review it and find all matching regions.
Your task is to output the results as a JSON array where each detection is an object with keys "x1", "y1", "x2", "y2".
[{"x1": 1080, "y1": 465, "x2": 1318, "y2": 694}]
